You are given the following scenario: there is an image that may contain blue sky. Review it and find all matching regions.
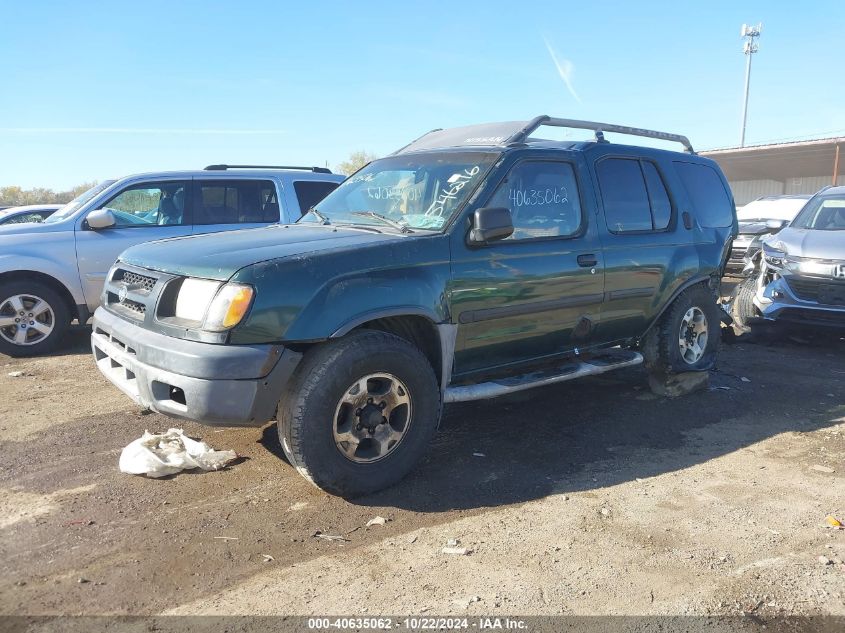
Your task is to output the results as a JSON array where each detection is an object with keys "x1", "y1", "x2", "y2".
[{"x1": 1, "y1": 1, "x2": 843, "y2": 189}]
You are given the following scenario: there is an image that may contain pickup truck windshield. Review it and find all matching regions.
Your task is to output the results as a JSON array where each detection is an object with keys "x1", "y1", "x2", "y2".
[
  {"x1": 790, "y1": 195, "x2": 845, "y2": 231},
  {"x1": 302, "y1": 152, "x2": 498, "y2": 231},
  {"x1": 44, "y1": 180, "x2": 117, "y2": 223}
]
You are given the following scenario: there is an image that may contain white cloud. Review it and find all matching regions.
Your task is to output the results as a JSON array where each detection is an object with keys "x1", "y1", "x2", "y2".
[
  {"x1": 544, "y1": 38, "x2": 582, "y2": 104},
  {"x1": 0, "y1": 128, "x2": 286, "y2": 135}
]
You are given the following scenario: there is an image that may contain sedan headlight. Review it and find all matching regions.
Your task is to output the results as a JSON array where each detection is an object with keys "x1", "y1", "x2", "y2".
[{"x1": 174, "y1": 279, "x2": 254, "y2": 331}]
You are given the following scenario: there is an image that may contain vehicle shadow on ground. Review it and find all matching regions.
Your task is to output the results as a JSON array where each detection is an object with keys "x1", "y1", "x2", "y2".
[{"x1": 262, "y1": 331, "x2": 844, "y2": 513}]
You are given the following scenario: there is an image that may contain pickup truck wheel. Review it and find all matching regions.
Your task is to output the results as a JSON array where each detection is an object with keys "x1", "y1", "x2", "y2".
[
  {"x1": 0, "y1": 281, "x2": 70, "y2": 357},
  {"x1": 277, "y1": 330, "x2": 441, "y2": 497},
  {"x1": 643, "y1": 284, "x2": 721, "y2": 374}
]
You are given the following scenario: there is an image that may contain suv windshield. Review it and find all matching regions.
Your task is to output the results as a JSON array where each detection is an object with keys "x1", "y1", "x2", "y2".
[
  {"x1": 300, "y1": 152, "x2": 498, "y2": 231},
  {"x1": 790, "y1": 194, "x2": 845, "y2": 231},
  {"x1": 44, "y1": 180, "x2": 117, "y2": 223}
]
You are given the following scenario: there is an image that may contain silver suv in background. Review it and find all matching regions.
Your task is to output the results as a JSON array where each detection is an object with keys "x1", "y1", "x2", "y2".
[
  {"x1": 0, "y1": 165, "x2": 344, "y2": 356},
  {"x1": 732, "y1": 186, "x2": 845, "y2": 330}
]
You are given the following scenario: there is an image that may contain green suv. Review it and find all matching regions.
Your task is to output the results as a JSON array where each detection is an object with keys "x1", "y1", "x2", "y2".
[{"x1": 92, "y1": 116, "x2": 737, "y2": 495}]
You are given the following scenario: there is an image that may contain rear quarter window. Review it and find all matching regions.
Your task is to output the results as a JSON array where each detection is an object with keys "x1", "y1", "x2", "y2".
[
  {"x1": 674, "y1": 162, "x2": 733, "y2": 228},
  {"x1": 293, "y1": 180, "x2": 341, "y2": 216}
]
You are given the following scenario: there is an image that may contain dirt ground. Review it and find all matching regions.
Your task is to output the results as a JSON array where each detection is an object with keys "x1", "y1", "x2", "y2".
[{"x1": 0, "y1": 322, "x2": 843, "y2": 618}]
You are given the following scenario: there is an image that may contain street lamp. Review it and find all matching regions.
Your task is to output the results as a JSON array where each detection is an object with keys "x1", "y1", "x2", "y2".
[{"x1": 740, "y1": 22, "x2": 762, "y2": 147}]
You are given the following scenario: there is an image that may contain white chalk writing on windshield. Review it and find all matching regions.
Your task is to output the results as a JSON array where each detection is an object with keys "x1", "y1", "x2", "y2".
[{"x1": 426, "y1": 166, "x2": 481, "y2": 216}]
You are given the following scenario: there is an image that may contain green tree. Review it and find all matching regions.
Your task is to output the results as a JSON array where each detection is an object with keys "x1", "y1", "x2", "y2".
[
  {"x1": 0, "y1": 181, "x2": 96, "y2": 207},
  {"x1": 336, "y1": 151, "x2": 378, "y2": 176}
]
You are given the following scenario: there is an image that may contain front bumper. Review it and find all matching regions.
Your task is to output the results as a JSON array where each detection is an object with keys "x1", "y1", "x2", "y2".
[
  {"x1": 91, "y1": 307, "x2": 302, "y2": 426},
  {"x1": 754, "y1": 275, "x2": 845, "y2": 328}
]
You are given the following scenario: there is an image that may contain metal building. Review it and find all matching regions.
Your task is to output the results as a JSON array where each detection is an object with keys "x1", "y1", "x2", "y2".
[{"x1": 702, "y1": 137, "x2": 844, "y2": 206}]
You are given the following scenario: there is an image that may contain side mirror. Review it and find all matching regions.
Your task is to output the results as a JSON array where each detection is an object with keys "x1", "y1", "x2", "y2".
[
  {"x1": 468, "y1": 207, "x2": 514, "y2": 244},
  {"x1": 87, "y1": 208, "x2": 116, "y2": 230},
  {"x1": 765, "y1": 219, "x2": 787, "y2": 231}
]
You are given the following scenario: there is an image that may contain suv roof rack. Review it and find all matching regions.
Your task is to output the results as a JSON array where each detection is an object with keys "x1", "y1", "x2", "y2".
[
  {"x1": 507, "y1": 116, "x2": 695, "y2": 154},
  {"x1": 394, "y1": 116, "x2": 695, "y2": 155},
  {"x1": 204, "y1": 164, "x2": 333, "y2": 174}
]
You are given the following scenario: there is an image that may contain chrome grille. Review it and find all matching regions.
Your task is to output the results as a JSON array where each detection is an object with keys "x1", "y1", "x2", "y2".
[{"x1": 116, "y1": 269, "x2": 157, "y2": 292}]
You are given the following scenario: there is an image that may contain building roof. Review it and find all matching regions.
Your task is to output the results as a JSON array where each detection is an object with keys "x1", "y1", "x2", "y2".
[{"x1": 702, "y1": 136, "x2": 844, "y2": 181}]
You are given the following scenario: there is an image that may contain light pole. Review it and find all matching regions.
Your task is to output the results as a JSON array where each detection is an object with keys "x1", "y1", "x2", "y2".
[{"x1": 740, "y1": 23, "x2": 762, "y2": 147}]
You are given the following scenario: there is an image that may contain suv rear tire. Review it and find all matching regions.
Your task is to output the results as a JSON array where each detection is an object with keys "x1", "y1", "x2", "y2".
[
  {"x1": 277, "y1": 329, "x2": 441, "y2": 497},
  {"x1": 0, "y1": 280, "x2": 70, "y2": 358},
  {"x1": 643, "y1": 283, "x2": 721, "y2": 374}
]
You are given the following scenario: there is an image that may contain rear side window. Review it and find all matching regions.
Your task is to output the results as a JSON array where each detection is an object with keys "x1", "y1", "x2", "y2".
[
  {"x1": 596, "y1": 158, "x2": 658, "y2": 232},
  {"x1": 294, "y1": 180, "x2": 341, "y2": 215},
  {"x1": 674, "y1": 162, "x2": 733, "y2": 228},
  {"x1": 194, "y1": 180, "x2": 279, "y2": 225}
]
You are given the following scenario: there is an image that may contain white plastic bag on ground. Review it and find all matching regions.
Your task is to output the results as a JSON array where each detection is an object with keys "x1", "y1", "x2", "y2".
[{"x1": 119, "y1": 428, "x2": 238, "y2": 478}]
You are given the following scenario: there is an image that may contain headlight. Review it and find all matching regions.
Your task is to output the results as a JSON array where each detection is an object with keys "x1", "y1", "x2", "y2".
[
  {"x1": 174, "y1": 279, "x2": 254, "y2": 331},
  {"x1": 203, "y1": 283, "x2": 255, "y2": 331},
  {"x1": 762, "y1": 243, "x2": 786, "y2": 268}
]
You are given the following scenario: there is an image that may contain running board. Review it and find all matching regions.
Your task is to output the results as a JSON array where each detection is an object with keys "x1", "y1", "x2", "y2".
[{"x1": 443, "y1": 350, "x2": 643, "y2": 403}]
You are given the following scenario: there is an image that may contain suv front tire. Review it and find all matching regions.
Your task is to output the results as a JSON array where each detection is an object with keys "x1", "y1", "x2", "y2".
[
  {"x1": 0, "y1": 280, "x2": 70, "y2": 357},
  {"x1": 277, "y1": 329, "x2": 441, "y2": 497}
]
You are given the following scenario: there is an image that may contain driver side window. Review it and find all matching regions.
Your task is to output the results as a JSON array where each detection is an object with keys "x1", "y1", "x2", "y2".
[
  {"x1": 98, "y1": 181, "x2": 188, "y2": 227},
  {"x1": 487, "y1": 161, "x2": 582, "y2": 240}
]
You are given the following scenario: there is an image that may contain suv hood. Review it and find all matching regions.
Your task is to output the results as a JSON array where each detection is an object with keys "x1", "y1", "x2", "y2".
[
  {"x1": 119, "y1": 224, "x2": 405, "y2": 281},
  {"x1": 766, "y1": 227, "x2": 845, "y2": 261}
]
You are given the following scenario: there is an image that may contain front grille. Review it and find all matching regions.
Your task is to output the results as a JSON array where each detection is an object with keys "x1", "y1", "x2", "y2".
[
  {"x1": 121, "y1": 299, "x2": 146, "y2": 315},
  {"x1": 786, "y1": 277, "x2": 845, "y2": 306},
  {"x1": 729, "y1": 247, "x2": 747, "y2": 263},
  {"x1": 116, "y1": 269, "x2": 157, "y2": 293}
]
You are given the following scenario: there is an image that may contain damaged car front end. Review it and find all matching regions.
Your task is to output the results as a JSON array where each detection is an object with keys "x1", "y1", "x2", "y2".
[{"x1": 732, "y1": 187, "x2": 845, "y2": 330}]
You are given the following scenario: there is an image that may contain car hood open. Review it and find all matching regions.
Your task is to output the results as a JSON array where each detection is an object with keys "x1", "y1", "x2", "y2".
[{"x1": 119, "y1": 224, "x2": 405, "y2": 281}]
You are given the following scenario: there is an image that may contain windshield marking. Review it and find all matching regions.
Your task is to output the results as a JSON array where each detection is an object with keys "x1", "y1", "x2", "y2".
[{"x1": 426, "y1": 166, "x2": 481, "y2": 216}]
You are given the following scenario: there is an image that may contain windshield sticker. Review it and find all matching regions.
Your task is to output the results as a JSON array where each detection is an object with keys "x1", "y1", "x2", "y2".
[
  {"x1": 426, "y1": 166, "x2": 482, "y2": 216},
  {"x1": 509, "y1": 187, "x2": 570, "y2": 207},
  {"x1": 463, "y1": 136, "x2": 506, "y2": 144}
]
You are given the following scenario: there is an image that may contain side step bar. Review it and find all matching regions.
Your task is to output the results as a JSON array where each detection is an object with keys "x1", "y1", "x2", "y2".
[{"x1": 443, "y1": 350, "x2": 643, "y2": 403}]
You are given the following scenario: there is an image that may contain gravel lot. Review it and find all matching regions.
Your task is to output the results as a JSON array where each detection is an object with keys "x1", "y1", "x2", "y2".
[{"x1": 1, "y1": 322, "x2": 843, "y2": 617}]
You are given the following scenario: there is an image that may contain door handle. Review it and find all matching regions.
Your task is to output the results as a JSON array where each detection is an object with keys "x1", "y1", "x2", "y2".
[{"x1": 577, "y1": 254, "x2": 598, "y2": 267}]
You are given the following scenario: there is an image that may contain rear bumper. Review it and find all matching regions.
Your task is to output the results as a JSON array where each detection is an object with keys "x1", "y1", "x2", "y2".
[{"x1": 91, "y1": 307, "x2": 302, "y2": 426}]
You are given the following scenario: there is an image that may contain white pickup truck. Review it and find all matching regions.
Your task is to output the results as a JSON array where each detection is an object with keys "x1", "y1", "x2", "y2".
[{"x1": 0, "y1": 165, "x2": 344, "y2": 356}]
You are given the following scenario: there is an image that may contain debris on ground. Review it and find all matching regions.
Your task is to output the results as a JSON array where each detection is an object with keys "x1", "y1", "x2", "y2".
[
  {"x1": 213, "y1": 536, "x2": 239, "y2": 541},
  {"x1": 811, "y1": 465, "x2": 835, "y2": 474},
  {"x1": 262, "y1": 554, "x2": 274, "y2": 562},
  {"x1": 313, "y1": 531, "x2": 350, "y2": 543},
  {"x1": 407, "y1": 535, "x2": 418, "y2": 544},
  {"x1": 7, "y1": 371, "x2": 25, "y2": 377},
  {"x1": 740, "y1": 377, "x2": 751, "y2": 383},
  {"x1": 472, "y1": 452, "x2": 486, "y2": 457},
  {"x1": 366, "y1": 516, "x2": 387, "y2": 527},
  {"x1": 825, "y1": 515, "x2": 843, "y2": 529},
  {"x1": 442, "y1": 538, "x2": 469, "y2": 555},
  {"x1": 818, "y1": 556, "x2": 833, "y2": 566},
  {"x1": 118, "y1": 428, "x2": 237, "y2": 478},
  {"x1": 452, "y1": 595, "x2": 481, "y2": 608}
]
